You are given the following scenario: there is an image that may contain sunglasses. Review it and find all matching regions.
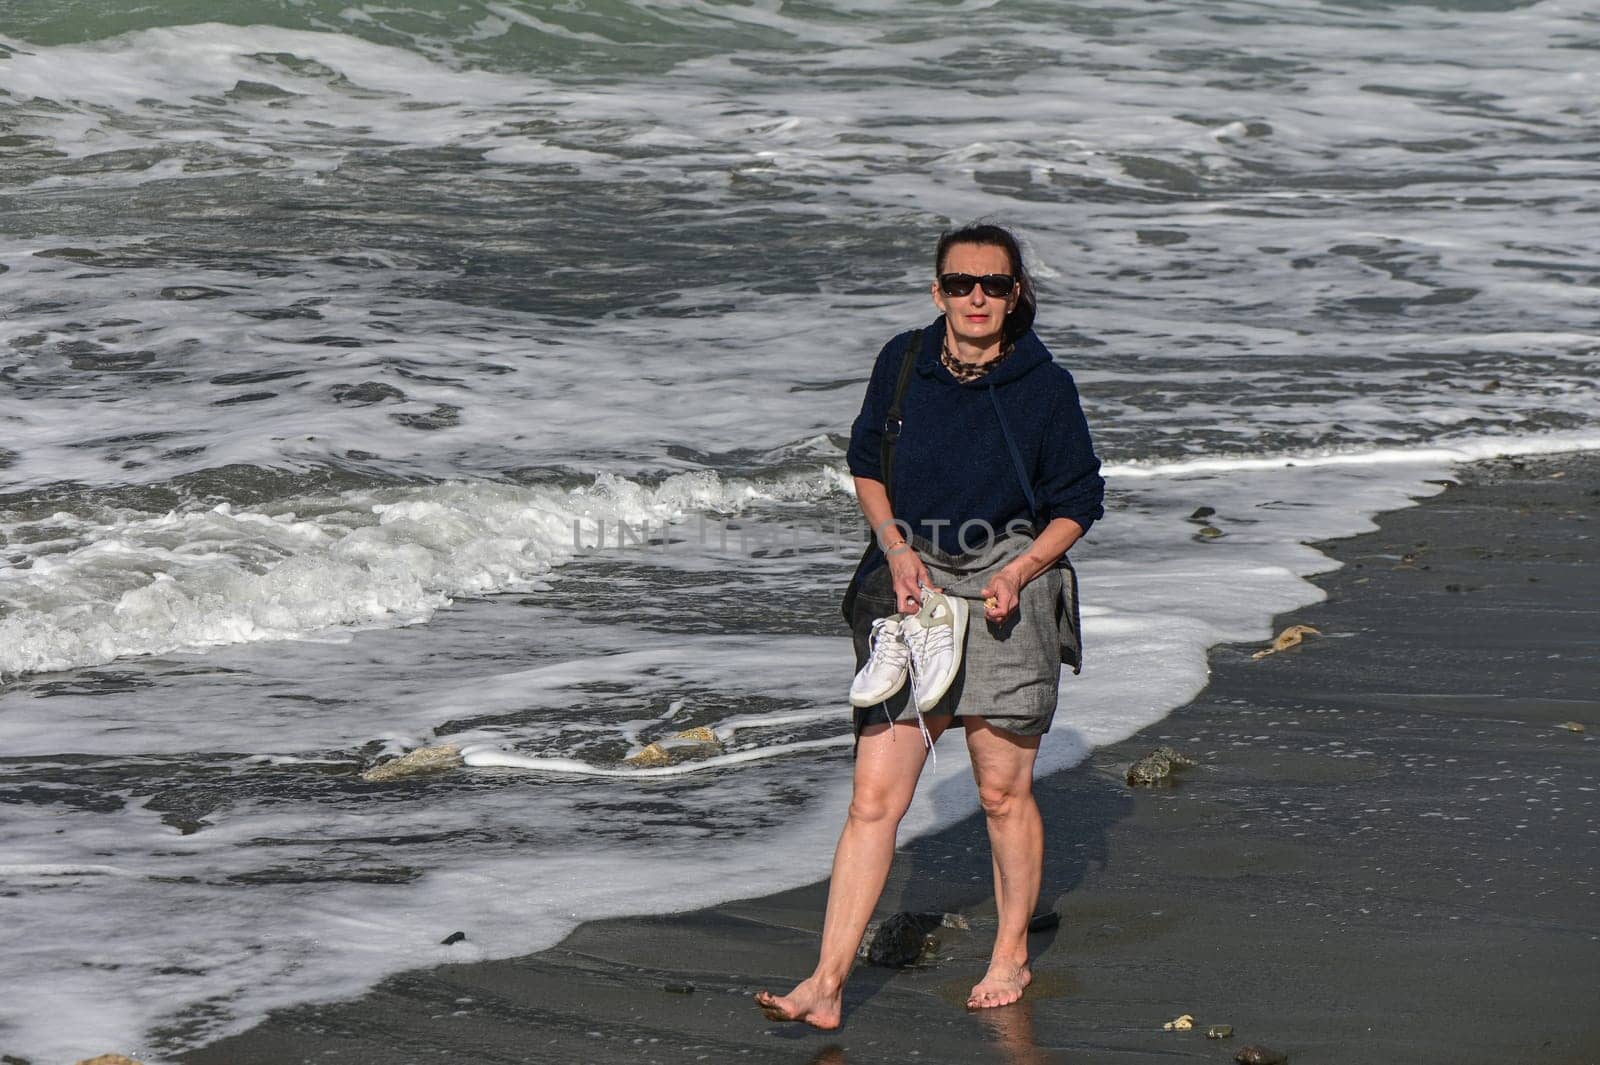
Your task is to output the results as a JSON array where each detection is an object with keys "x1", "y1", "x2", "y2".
[{"x1": 938, "y1": 272, "x2": 1017, "y2": 298}]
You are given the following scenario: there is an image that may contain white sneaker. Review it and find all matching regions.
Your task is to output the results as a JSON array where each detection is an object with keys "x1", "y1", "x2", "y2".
[
  {"x1": 902, "y1": 590, "x2": 969, "y2": 712},
  {"x1": 850, "y1": 615, "x2": 911, "y2": 707}
]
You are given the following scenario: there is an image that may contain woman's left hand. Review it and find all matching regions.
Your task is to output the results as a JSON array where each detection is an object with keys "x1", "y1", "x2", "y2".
[{"x1": 980, "y1": 568, "x2": 1023, "y2": 625}]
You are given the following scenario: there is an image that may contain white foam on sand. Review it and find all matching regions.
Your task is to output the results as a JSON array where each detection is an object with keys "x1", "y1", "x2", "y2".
[{"x1": 1104, "y1": 431, "x2": 1600, "y2": 479}]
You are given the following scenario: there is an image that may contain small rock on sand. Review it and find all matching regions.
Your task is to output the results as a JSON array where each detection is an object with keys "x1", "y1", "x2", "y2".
[
  {"x1": 627, "y1": 729, "x2": 722, "y2": 767},
  {"x1": 1126, "y1": 746, "x2": 1197, "y2": 787},
  {"x1": 861, "y1": 912, "x2": 964, "y2": 967},
  {"x1": 624, "y1": 742, "x2": 672, "y2": 767},
  {"x1": 1557, "y1": 721, "x2": 1585, "y2": 733},
  {"x1": 1162, "y1": 1013, "x2": 1194, "y2": 1031},
  {"x1": 360, "y1": 744, "x2": 464, "y2": 782},
  {"x1": 1251, "y1": 624, "x2": 1321, "y2": 660},
  {"x1": 76, "y1": 1056, "x2": 145, "y2": 1065},
  {"x1": 1207, "y1": 1023, "x2": 1235, "y2": 1038},
  {"x1": 1235, "y1": 1045, "x2": 1288, "y2": 1065}
]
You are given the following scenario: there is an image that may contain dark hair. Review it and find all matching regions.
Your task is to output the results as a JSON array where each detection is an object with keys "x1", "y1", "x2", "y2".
[{"x1": 934, "y1": 222, "x2": 1037, "y2": 344}]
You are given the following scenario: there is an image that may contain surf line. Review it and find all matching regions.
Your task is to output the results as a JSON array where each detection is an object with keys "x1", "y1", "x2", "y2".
[{"x1": 461, "y1": 735, "x2": 853, "y2": 777}]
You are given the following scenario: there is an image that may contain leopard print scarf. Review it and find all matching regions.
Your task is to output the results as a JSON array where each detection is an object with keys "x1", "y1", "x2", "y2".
[{"x1": 940, "y1": 337, "x2": 1015, "y2": 384}]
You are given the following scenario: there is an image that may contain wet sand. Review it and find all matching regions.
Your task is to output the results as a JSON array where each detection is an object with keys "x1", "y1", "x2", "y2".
[{"x1": 181, "y1": 452, "x2": 1599, "y2": 1065}]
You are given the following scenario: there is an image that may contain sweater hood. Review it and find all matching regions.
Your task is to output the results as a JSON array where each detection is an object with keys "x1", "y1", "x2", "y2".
[{"x1": 914, "y1": 317, "x2": 1053, "y2": 388}]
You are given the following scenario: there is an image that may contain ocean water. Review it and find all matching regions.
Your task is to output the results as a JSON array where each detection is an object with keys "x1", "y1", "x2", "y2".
[{"x1": 2, "y1": 0, "x2": 1597, "y2": 1059}]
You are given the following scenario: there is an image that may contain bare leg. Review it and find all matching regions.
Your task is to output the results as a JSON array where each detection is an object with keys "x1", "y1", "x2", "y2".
[
  {"x1": 755, "y1": 715, "x2": 949, "y2": 1028},
  {"x1": 963, "y1": 717, "x2": 1042, "y2": 1010}
]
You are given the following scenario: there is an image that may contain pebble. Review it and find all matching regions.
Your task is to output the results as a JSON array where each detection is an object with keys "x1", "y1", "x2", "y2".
[
  {"x1": 1235, "y1": 1045, "x2": 1288, "y2": 1065},
  {"x1": 1126, "y1": 746, "x2": 1197, "y2": 786},
  {"x1": 440, "y1": 931, "x2": 466, "y2": 945},
  {"x1": 624, "y1": 742, "x2": 671, "y2": 767},
  {"x1": 1251, "y1": 624, "x2": 1321, "y2": 660},
  {"x1": 360, "y1": 744, "x2": 464, "y2": 782},
  {"x1": 863, "y1": 912, "x2": 948, "y2": 967}
]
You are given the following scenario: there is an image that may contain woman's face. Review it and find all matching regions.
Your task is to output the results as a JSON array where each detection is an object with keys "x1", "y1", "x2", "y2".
[{"x1": 931, "y1": 242, "x2": 1019, "y2": 348}]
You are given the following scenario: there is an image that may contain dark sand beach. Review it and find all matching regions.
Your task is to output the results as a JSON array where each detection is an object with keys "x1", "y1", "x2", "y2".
[{"x1": 181, "y1": 453, "x2": 1599, "y2": 1065}]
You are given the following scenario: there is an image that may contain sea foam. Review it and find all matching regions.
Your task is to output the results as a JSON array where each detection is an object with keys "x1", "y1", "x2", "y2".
[{"x1": 0, "y1": 469, "x2": 838, "y2": 677}]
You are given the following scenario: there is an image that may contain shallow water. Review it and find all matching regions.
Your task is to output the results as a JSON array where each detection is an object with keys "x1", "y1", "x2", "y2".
[{"x1": 1, "y1": 0, "x2": 1597, "y2": 1060}]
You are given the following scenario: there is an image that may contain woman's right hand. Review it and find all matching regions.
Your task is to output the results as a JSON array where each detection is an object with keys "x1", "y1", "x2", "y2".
[
  {"x1": 886, "y1": 545, "x2": 937, "y2": 614},
  {"x1": 853, "y1": 477, "x2": 936, "y2": 613}
]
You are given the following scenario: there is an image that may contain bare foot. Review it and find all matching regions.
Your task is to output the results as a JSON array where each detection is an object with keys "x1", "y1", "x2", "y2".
[
  {"x1": 966, "y1": 962, "x2": 1032, "y2": 1010},
  {"x1": 754, "y1": 978, "x2": 843, "y2": 1030}
]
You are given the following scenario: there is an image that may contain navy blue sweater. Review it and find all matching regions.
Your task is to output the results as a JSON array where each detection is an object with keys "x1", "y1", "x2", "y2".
[{"x1": 846, "y1": 319, "x2": 1105, "y2": 562}]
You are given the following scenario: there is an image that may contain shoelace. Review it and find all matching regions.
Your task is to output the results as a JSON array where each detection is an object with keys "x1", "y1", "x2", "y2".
[
  {"x1": 907, "y1": 619, "x2": 955, "y2": 666},
  {"x1": 865, "y1": 616, "x2": 937, "y2": 766},
  {"x1": 865, "y1": 617, "x2": 909, "y2": 675},
  {"x1": 903, "y1": 620, "x2": 954, "y2": 764}
]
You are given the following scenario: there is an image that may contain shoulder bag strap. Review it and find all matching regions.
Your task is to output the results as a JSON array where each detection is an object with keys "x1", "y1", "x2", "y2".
[
  {"x1": 879, "y1": 328, "x2": 923, "y2": 508},
  {"x1": 843, "y1": 328, "x2": 923, "y2": 624},
  {"x1": 986, "y1": 383, "x2": 1038, "y2": 525}
]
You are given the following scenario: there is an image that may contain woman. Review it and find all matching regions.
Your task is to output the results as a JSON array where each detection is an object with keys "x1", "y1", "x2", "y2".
[{"x1": 756, "y1": 223, "x2": 1105, "y2": 1028}]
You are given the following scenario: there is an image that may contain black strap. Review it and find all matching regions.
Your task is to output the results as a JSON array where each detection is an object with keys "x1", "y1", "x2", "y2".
[
  {"x1": 987, "y1": 383, "x2": 1038, "y2": 525},
  {"x1": 841, "y1": 329, "x2": 923, "y2": 624},
  {"x1": 878, "y1": 329, "x2": 923, "y2": 508}
]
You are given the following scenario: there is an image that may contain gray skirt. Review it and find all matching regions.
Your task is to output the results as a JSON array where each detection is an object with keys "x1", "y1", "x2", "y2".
[{"x1": 850, "y1": 534, "x2": 1063, "y2": 740}]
